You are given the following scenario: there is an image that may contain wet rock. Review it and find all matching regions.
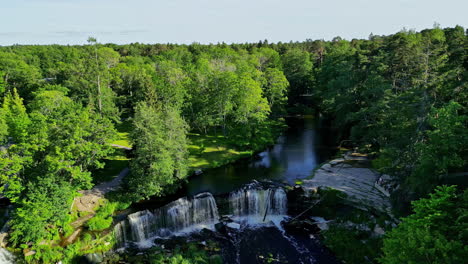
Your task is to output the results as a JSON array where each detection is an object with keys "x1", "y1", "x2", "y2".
[
  {"x1": 282, "y1": 219, "x2": 321, "y2": 235},
  {"x1": 373, "y1": 224, "x2": 385, "y2": 236},
  {"x1": 84, "y1": 253, "x2": 103, "y2": 264},
  {"x1": 329, "y1": 159, "x2": 345, "y2": 166},
  {"x1": 226, "y1": 222, "x2": 240, "y2": 229},
  {"x1": 310, "y1": 216, "x2": 330, "y2": 231},
  {"x1": 219, "y1": 215, "x2": 233, "y2": 222},
  {"x1": 215, "y1": 222, "x2": 227, "y2": 234},
  {"x1": 303, "y1": 158, "x2": 393, "y2": 215},
  {"x1": 344, "y1": 221, "x2": 371, "y2": 232}
]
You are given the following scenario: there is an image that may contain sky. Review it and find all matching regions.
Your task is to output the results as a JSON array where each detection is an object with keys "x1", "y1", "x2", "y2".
[{"x1": 1, "y1": 0, "x2": 467, "y2": 45}]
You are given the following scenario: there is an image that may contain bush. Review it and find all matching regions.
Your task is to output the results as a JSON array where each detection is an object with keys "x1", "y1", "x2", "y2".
[
  {"x1": 324, "y1": 225, "x2": 382, "y2": 264},
  {"x1": 86, "y1": 202, "x2": 116, "y2": 231},
  {"x1": 87, "y1": 216, "x2": 113, "y2": 231},
  {"x1": 26, "y1": 245, "x2": 64, "y2": 264},
  {"x1": 381, "y1": 185, "x2": 468, "y2": 264}
]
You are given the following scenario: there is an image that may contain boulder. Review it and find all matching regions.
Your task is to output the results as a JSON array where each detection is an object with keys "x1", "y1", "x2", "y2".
[
  {"x1": 282, "y1": 219, "x2": 321, "y2": 235},
  {"x1": 84, "y1": 253, "x2": 103, "y2": 264},
  {"x1": 373, "y1": 224, "x2": 385, "y2": 236},
  {"x1": 24, "y1": 250, "x2": 36, "y2": 257},
  {"x1": 215, "y1": 222, "x2": 227, "y2": 234},
  {"x1": 310, "y1": 216, "x2": 330, "y2": 231},
  {"x1": 226, "y1": 222, "x2": 241, "y2": 230}
]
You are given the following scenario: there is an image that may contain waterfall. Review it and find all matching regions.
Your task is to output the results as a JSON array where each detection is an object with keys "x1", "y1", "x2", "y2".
[
  {"x1": 0, "y1": 248, "x2": 15, "y2": 264},
  {"x1": 125, "y1": 192, "x2": 219, "y2": 248},
  {"x1": 115, "y1": 186, "x2": 289, "y2": 250},
  {"x1": 229, "y1": 187, "x2": 287, "y2": 226},
  {"x1": 113, "y1": 221, "x2": 128, "y2": 249},
  {"x1": 128, "y1": 210, "x2": 154, "y2": 243}
]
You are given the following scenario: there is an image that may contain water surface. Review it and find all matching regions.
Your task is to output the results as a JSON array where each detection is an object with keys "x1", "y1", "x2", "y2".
[{"x1": 186, "y1": 116, "x2": 334, "y2": 195}]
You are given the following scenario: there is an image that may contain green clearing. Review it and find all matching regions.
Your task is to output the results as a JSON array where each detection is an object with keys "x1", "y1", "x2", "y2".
[
  {"x1": 92, "y1": 120, "x2": 132, "y2": 185},
  {"x1": 92, "y1": 148, "x2": 129, "y2": 184},
  {"x1": 188, "y1": 132, "x2": 252, "y2": 170},
  {"x1": 111, "y1": 120, "x2": 132, "y2": 148}
]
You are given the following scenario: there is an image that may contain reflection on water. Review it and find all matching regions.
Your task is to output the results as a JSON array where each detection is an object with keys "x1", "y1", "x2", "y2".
[{"x1": 186, "y1": 116, "x2": 334, "y2": 195}]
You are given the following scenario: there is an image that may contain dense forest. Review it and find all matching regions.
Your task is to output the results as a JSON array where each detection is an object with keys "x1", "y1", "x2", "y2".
[{"x1": 0, "y1": 25, "x2": 466, "y2": 263}]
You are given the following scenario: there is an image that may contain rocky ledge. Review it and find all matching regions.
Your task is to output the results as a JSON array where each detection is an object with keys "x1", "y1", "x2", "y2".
[{"x1": 302, "y1": 152, "x2": 393, "y2": 215}]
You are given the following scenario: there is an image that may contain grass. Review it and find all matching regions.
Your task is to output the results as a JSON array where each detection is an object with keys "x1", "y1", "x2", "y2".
[
  {"x1": 92, "y1": 120, "x2": 132, "y2": 185},
  {"x1": 92, "y1": 148, "x2": 129, "y2": 184},
  {"x1": 111, "y1": 120, "x2": 132, "y2": 148},
  {"x1": 188, "y1": 132, "x2": 252, "y2": 170},
  {"x1": 106, "y1": 119, "x2": 283, "y2": 175}
]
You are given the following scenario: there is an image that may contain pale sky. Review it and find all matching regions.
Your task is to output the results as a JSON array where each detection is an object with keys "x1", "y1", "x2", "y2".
[{"x1": 1, "y1": 0, "x2": 467, "y2": 45}]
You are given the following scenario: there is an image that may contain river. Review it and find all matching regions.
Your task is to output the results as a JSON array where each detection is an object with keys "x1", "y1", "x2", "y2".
[
  {"x1": 115, "y1": 116, "x2": 340, "y2": 264},
  {"x1": 185, "y1": 116, "x2": 335, "y2": 195}
]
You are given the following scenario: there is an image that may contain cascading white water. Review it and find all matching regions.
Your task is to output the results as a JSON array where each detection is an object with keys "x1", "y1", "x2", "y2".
[
  {"x1": 113, "y1": 221, "x2": 128, "y2": 249},
  {"x1": 115, "y1": 187, "x2": 288, "y2": 250},
  {"x1": 128, "y1": 210, "x2": 154, "y2": 243},
  {"x1": 0, "y1": 248, "x2": 15, "y2": 264},
  {"x1": 229, "y1": 187, "x2": 287, "y2": 226},
  {"x1": 124, "y1": 192, "x2": 219, "y2": 248}
]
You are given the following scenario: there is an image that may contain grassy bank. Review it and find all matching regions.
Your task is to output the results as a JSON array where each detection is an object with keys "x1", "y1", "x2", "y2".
[
  {"x1": 188, "y1": 132, "x2": 253, "y2": 170},
  {"x1": 47, "y1": 120, "x2": 286, "y2": 263},
  {"x1": 111, "y1": 120, "x2": 132, "y2": 148},
  {"x1": 188, "y1": 120, "x2": 287, "y2": 171},
  {"x1": 92, "y1": 148, "x2": 130, "y2": 184}
]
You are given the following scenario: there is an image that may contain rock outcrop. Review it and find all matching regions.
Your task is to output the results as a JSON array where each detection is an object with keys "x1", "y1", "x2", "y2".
[{"x1": 303, "y1": 152, "x2": 393, "y2": 214}]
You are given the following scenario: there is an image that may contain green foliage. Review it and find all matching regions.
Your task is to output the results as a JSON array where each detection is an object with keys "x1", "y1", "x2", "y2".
[
  {"x1": 0, "y1": 89, "x2": 116, "y2": 246},
  {"x1": 128, "y1": 101, "x2": 189, "y2": 200},
  {"x1": 124, "y1": 242, "x2": 217, "y2": 264},
  {"x1": 26, "y1": 245, "x2": 64, "y2": 264},
  {"x1": 281, "y1": 48, "x2": 314, "y2": 104},
  {"x1": 0, "y1": 27, "x2": 465, "y2": 262},
  {"x1": 263, "y1": 67, "x2": 289, "y2": 114},
  {"x1": 410, "y1": 102, "x2": 468, "y2": 193},
  {"x1": 324, "y1": 226, "x2": 382, "y2": 264},
  {"x1": 314, "y1": 27, "x2": 467, "y2": 197},
  {"x1": 87, "y1": 202, "x2": 116, "y2": 231},
  {"x1": 9, "y1": 178, "x2": 74, "y2": 245},
  {"x1": 313, "y1": 187, "x2": 348, "y2": 218},
  {"x1": 87, "y1": 216, "x2": 113, "y2": 231},
  {"x1": 0, "y1": 108, "x2": 8, "y2": 143},
  {"x1": 381, "y1": 185, "x2": 468, "y2": 264},
  {"x1": 0, "y1": 51, "x2": 41, "y2": 99},
  {"x1": 2, "y1": 88, "x2": 31, "y2": 143}
]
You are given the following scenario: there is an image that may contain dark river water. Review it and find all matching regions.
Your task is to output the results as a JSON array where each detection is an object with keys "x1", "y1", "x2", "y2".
[
  {"x1": 124, "y1": 116, "x2": 340, "y2": 264},
  {"x1": 185, "y1": 116, "x2": 335, "y2": 196}
]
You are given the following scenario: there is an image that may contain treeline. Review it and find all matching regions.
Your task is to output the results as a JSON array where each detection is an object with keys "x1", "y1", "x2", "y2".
[
  {"x1": 310, "y1": 26, "x2": 467, "y2": 203},
  {"x1": 0, "y1": 40, "x2": 295, "y2": 249},
  {"x1": 0, "y1": 25, "x2": 466, "y2": 261}
]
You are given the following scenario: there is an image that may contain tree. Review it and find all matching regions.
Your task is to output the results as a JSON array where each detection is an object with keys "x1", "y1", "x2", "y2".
[
  {"x1": 281, "y1": 49, "x2": 314, "y2": 104},
  {"x1": 110, "y1": 61, "x2": 155, "y2": 114},
  {"x1": 263, "y1": 68, "x2": 289, "y2": 113},
  {"x1": 0, "y1": 51, "x2": 41, "y2": 100},
  {"x1": 0, "y1": 108, "x2": 8, "y2": 143},
  {"x1": 128, "y1": 101, "x2": 189, "y2": 200},
  {"x1": 381, "y1": 185, "x2": 467, "y2": 264},
  {"x1": 410, "y1": 102, "x2": 468, "y2": 194},
  {"x1": 2, "y1": 88, "x2": 31, "y2": 143},
  {"x1": 1, "y1": 89, "x2": 116, "y2": 245}
]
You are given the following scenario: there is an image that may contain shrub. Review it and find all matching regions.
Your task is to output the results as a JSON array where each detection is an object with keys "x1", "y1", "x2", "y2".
[
  {"x1": 86, "y1": 202, "x2": 116, "y2": 231},
  {"x1": 87, "y1": 216, "x2": 113, "y2": 231},
  {"x1": 381, "y1": 185, "x2": 468, "y2": 264}
]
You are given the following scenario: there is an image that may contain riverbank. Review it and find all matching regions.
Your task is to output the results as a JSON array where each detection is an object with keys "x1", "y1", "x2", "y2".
[
  {"x1": 289, "y1": 152, "x2": 398, "y2": 264},
  {"x1": 0, "y1": 116, "x2": 323, "y2": 263},
  {"x1": 187, "y1": 119, "x2": 288, "y2": 172}
]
